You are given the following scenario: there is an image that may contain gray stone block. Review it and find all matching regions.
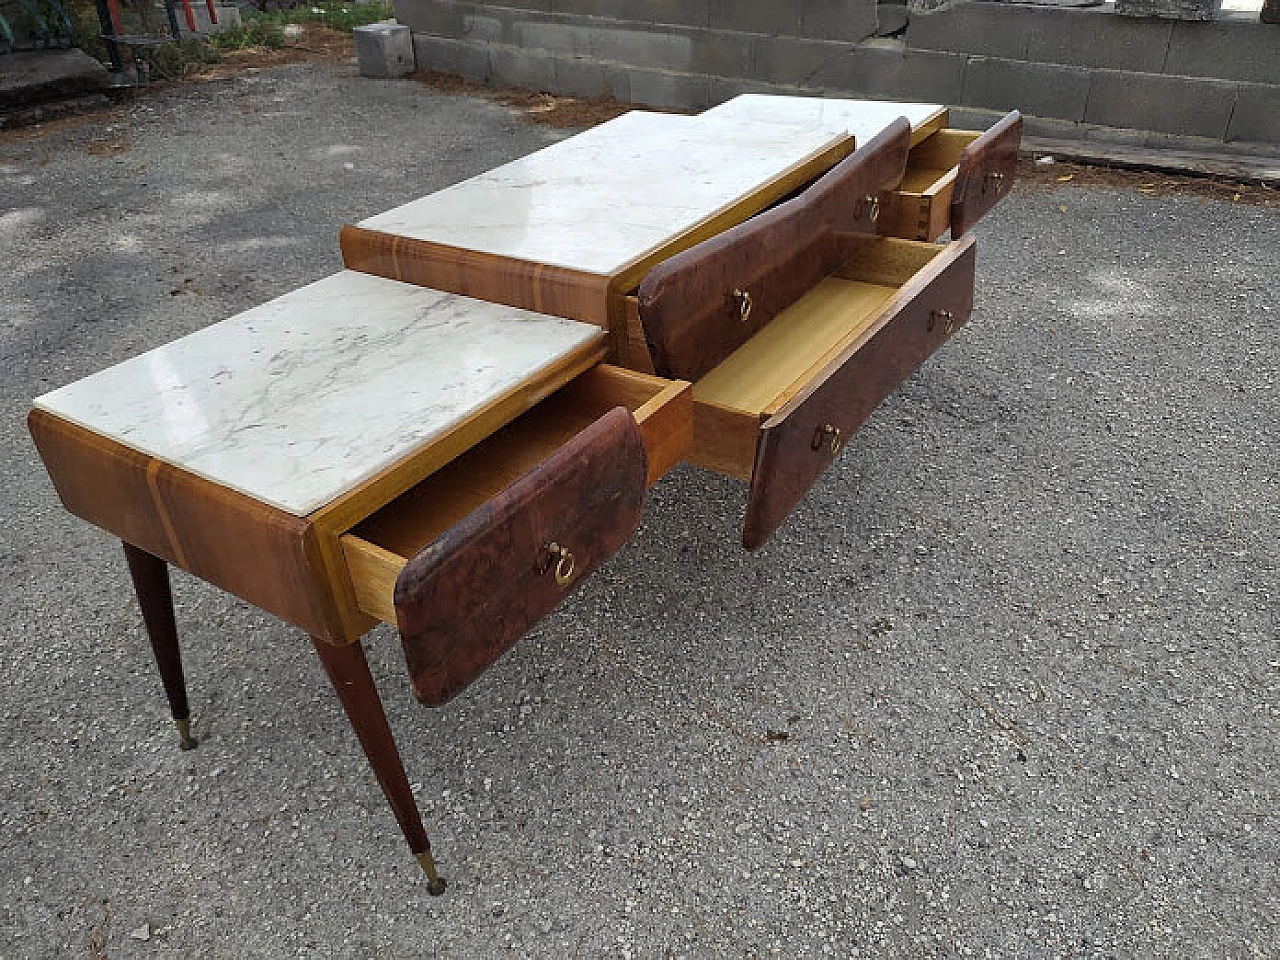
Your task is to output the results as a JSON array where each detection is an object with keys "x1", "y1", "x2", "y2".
[
  {"x1": 1024, "y1": 8, "x2": 1172, "y2": 73},
  {"x1": 611, "y1": 65, "x2": 713, "y2": 109},
  {"x1": 510, "y1": 19, "x2": 595, "y2": 58},
  {"x1": 488, "y1": 43, "x2": 558, "y2": 91},
  {"x1": 1226, "y1": 83, "x2": 1280, "y2": 144},
  {"x1": 355, "y1": 22, "x2": 416, "y2": 79},
  {"x1": 816, "y1": 41, "x2": 968, "y2": 102},
  {"x1": 411, "y1": 34, "x2": 490, "y2": 81},
  {"x1": 751, "y1": 35, "x2": 858, "y2": 86},
  {"x1": 906, "y1": 3, "x2": 1032, "y2": 59},
  {"x1": 801, "y1": 0, "x2": 879, "y2": 42},
  {"x1": 962, "y1": 56, "x2": 1090, "y2": 122},
  {"x1": 709, "y1": 0, "x2": 802, "y2": 36},
  {"x1": 553, "y1": 56, "x2": 611, "y2": 99},
  {"x1": 600, "y1": 0, "x2": 711, "y2": 28},
  {"x1": 1114, "y1": 0, "x2": 1220, "y2": 20},
  {"x1": 875, "y1": 4, "x2": 910, "y2": 36},
  {"x1": 1085, "y1": 69, "x2": 1237, "y2": 139},
  {"x1": 1164, "y1": 20, "x2": 1280, "y2": 84},
  {"x1": 590, "y1": 23, "x2": 753, "y2": 76}
]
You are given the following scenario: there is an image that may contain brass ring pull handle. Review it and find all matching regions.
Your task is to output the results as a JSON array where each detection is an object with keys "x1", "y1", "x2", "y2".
[
  {"x1": 928, "y1": 308, "x2": 955, "y2": 335},
  {"x1": 733, "y1": 288, "x2": 753, "y2": 322},
  {"x1": 811, "y1": 423, "x2": 842, "y2": 456},
  {"x1": 544, "y1": 542, "x2": 576, "y2": 586}
]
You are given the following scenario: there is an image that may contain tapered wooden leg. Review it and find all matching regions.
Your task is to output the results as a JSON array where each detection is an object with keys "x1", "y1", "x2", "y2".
[
  {"x1": 310, "y1": 636, "x2": 447, "y2": 895},
  {"x1": 123, "y1": 542, "x2": 198, "y2": 751}
]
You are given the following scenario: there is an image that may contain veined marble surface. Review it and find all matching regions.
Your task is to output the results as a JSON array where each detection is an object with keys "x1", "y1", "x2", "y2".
[
  {"x1": 701, "y1": 95, "x2": 946, "y2": 146},
  {"x1": 357, "y1": 110, "x2": 848, "y2": 278},
  {"x1": 34, "y1": 270, "x2": 605, "y2": 516}
]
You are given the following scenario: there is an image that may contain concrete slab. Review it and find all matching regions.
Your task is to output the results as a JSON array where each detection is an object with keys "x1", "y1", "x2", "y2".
[
  {"x1": 0, "y1": 48, "x2": 110, "y2": 110},
  {"x1": 1164, "y1": 19, "x2": 1280, "y2": 85},
  {"x1": 1226, "y1": 82, "x2": 1280, "y2": 144},
  {"x1": 961, "y1": 56, "x2": 1090, "y2": 123},
  {"x1": 800, "y1": 0, "x2": 879, "y2": 42},
  {"x1": 1085, "y1": 68, "x2": 1238, "y2": 139}
]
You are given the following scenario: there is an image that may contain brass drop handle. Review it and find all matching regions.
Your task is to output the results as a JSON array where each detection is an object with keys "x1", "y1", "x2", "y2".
[
  {"x1": 812, "y1": 423, "x2": 842, "y2": 456},
  {"x1": 733, "y1": 288, "x2": 753, "y2": 322},
  {"x1": 544, "y1": 542, "x2": 575, "y2": 586},
  {"x1": 865, "y1": 194, "x2": 881, "y2": 223},
  {"x1": 928, "y1": 308, "x2": 955, "y2": 335},
  {"x1": 985, "y1": 170, "x2": 1005, "y2": 193}
]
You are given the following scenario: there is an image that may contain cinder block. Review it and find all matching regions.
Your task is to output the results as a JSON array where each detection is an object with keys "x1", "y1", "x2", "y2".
[
  {"x1": 411, "y1": 34, "x2": 489, "y2": 81},
  {"x1": 1165, "y1": 20, "x2": 1280, "y2": 84},
  {"x1": 511, "y1": 20, "x2": 594, "y2": 58},
  {"x1": 962, "y1": 56, "x2": 1090, "y2": 123},
  {"x1": 590, "y1": 24, "x2": 752, "y2": 76},
  {"x1": 553, "y1": 56, "x2": 611, "y2": 99},
  {"x1": 906, "y1": 3, "x2": 1031, "y2": 60},
  {"x1": 179, "y1": 5, "x2": 241, "y2": 37},
  {"x1": 1025, "y1": 8, "x2": 1172, "y2": 73},
  {"x1": 1226, "y1": 82, "x2": 1280, "y2": 144},
  {"x1": 611, "y1": 65, "x2": 712, "y2": 110},
  {"x1": 602, "y1": 0, "x2": 711, "y2": 28},
  {"x1": 488, "y1": 43, "x2": 557, "y2": 91},
  {"x1": 801, "y1": 0, "x2": 878, "y2": 43},
  {"x1": 355, "y1": 22, "x2": 416, "y2": 79},
  {"x1": 709, "y1": 0, "x2": 802, "y2": 36},
  {"x1": 751, "y1": 35, "x2": 857, "y2": 86},
  {"x1": 816, "y1": 41, "x2": 967, "y2": 103},
  {"x1": 1085, "y1": 69, "x2": 1237, "y2": 139}
]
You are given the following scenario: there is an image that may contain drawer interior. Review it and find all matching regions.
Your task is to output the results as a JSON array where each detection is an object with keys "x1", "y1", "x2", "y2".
[
  {"x1": 898, "y1": 128, "x2": 980, "y2": 195},
  {"x1": 340, "y1": 364, "x2": 689, "y2": 623},
  {"x1": 685, "y1": 236, "x2": 944, "y2": 479}
]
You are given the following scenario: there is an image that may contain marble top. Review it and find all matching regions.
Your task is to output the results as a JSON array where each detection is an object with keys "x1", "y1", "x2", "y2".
[
  {"x1": 701, "y1": 95, "x2": 946, "y2": 145},
  {"x1": 357, "y1": 110, "x2": 848, "y2": 278},
  {"x1": 34, "y1": 271, "x2": 605, "y2": 516}
]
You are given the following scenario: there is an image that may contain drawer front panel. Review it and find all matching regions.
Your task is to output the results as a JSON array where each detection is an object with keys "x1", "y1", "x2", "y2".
[
  {"x1": 394, "y1": 407, "x2": 647, "y2": 706},
  {"x1": 637, "y1": 120, "x2": 911, "y2": 383},
  {"x1": 951, "y1": 111, "x2": 1022, "y2": 237},
  {"x1": 742, "y1": 236, "x2": 976, "y2": 549}
]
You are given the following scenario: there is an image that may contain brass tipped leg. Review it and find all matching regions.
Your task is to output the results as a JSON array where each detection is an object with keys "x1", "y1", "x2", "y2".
[
  {"x1": 175, "y1": 718, "x2": 198, "y2": 751},
  {"x1": 416, "y1": 850, "x2": 447, "y2": 896}
]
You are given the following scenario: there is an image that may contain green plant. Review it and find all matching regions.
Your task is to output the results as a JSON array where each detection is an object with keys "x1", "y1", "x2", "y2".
[{"x1": 206, "y1": 19, "x2": 285, "y2": 52}]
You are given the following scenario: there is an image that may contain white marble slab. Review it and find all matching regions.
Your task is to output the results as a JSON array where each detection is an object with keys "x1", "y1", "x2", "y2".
[
  {"x1": 701, "y1": 95, "x2": 947, "y2": 146},
  {"x1": 34, "y1": 270, "x2": 605, "y2": 516},
  {"x1": 357, "y1": 110, "x2": 848, "y2": 278}
]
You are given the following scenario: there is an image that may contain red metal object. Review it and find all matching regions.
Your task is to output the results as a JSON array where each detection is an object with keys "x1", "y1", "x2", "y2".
[
  {"x1": 104, "y1": 0, "x2": 122, "y2": 34},
  {"x1": 205, "y1": 0, "x2": 217, "y2": 24},
  {"x1": 179, "y1": 0, "x2": 196, "y2": 31}
]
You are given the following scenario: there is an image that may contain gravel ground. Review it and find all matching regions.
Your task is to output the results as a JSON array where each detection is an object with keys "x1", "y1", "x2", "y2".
[{"x1": 1, "y1": 61, "x2": 1277, "y2": 959}]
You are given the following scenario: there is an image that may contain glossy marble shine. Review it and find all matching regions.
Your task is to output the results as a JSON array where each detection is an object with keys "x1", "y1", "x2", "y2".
[
  {"x1": 702, "y1": 94, "x2": 946, "y2": 145},
  {"x1": 357, "y1": 110, "x2": 848, "y2": 277},
  {"x1": 33, "y1": 270, "x2": 605, "y2": 516}
]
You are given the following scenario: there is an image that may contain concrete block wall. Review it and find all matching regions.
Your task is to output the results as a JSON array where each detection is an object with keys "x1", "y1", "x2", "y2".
[{"x1": 395, "y1": 0, "x2": 1280, "y2": 146}]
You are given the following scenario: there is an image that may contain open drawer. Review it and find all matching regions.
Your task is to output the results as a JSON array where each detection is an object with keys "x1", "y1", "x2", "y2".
[
  {"x1": 339, "y1": 365, "x2": 690, "y2": 705},
  {"x1": 880, "y1": 111, "x2": 1022, "y2": 242},
  {"x1": 685, "y1": 234, "x2": 975, "y2": 548}
]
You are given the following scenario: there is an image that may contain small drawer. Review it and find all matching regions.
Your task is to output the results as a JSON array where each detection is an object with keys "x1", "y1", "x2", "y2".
[
  {"x1": 339, "y1": 365, "x2": 690, "y2": 705},
  {"x1": 881, "y1": 111, "x2": 1022, "y2": 242},
  {"x1": 687, "y1": 234, "x2": 976, "y2": 548}
]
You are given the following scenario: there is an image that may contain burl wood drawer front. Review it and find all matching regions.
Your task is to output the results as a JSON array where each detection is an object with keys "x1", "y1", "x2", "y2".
[
  {"x1": 395, "y1": 407, "x2": 646, "y2": 706},
  {"x1": 742, "y1": 235, "x2": 976, "y2": 549},
  {"x1": 880, "y1": 111, "x2": 1022, "y2": 242},
  {"x1": 338, "y1": 365, "x2": 690, "y2": 704},
  {"x1": 637, "y1": 120, "x2": 912, "y2": 383}
]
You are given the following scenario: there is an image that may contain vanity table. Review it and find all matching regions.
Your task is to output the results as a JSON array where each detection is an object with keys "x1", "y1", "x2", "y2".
[{"x1": 30, "y1": 97, "x2": 1021, "y2": 893}]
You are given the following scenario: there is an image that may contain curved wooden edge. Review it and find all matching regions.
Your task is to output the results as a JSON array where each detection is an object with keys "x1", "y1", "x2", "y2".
[
  {"x1": 636, "y1": 119, "x2": 912, "y2": 383},
  {"x1": 339, "y1": 224, "x2": 614, "y2": 326},
  {"x1": 951, "y1": 110, "x2": 1022, "y2": 237}
]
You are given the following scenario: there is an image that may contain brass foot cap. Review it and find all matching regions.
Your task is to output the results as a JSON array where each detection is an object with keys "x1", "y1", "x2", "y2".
[{"x1": 175, "y1": 718, "x2": 198, "y2": 751}]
